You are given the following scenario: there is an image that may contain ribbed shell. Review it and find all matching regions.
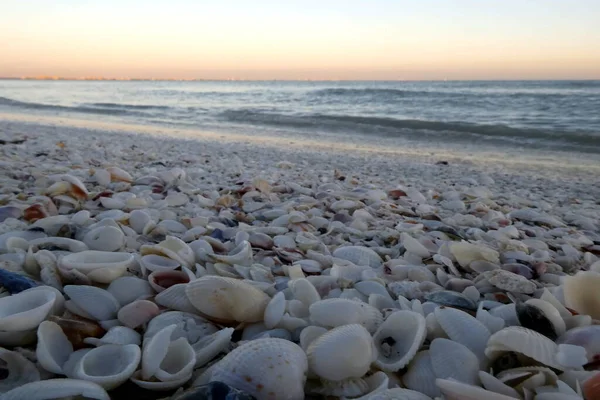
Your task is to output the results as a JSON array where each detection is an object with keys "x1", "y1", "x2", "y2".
[
  {"x1": 430, "y1": 338, "x2": 479, "y2": 386},
  {"x1": 63, "y1": 285, "x2": 120, "y2": 321},
  {"x1": 185, "y1": 276, "x2": 270, "y2": 323},
  {"x1": 403, "y1": 351, "x2": 440, "y2": 398},
  {"x1": 436, "y1": 378, "x2": 519, "y2": 400},
  {"x1": 307, "y1": 324, "x2": 375, "y2": 381},
  {"x1": 309, "y1": 298, "x2": 383, "y2": 333},
  {"x1": 434, "y1": 306, "x2": 490, "y2": 365},
  {"x1": 209, "y1": 338, "x2": 308, "y2": 400}
]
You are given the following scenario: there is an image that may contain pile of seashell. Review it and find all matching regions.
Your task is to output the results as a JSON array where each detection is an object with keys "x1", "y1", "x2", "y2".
[{"x1": 1, "y1": 154, "x2": 600, "y2": 400}]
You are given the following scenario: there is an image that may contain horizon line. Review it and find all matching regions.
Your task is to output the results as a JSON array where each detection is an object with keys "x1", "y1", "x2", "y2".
[{"x1": 1, "y1": 77, "x2": 599, "y2": 82}]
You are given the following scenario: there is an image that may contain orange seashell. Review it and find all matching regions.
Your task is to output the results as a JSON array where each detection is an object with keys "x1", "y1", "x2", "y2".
[
  {"x1": 583, "y1": 372, "x2": 600, "y2": 400},
  {"x1": 388, "y1": 189, "x2": 407, "y2": 200},
  {"x1": 48, "y1": 316, "x2": 105, "y2": 349},
  {"x1": 23, "y1": 203, "x2": 49, "y2": 222},
  {"x1": 148, "y1": 270, "x2": 190, "y2": 293}
]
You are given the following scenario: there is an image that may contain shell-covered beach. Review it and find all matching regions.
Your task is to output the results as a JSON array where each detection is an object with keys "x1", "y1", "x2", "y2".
[{"x1": 0, "y1": 115, "x2": 599, "y2": 400}]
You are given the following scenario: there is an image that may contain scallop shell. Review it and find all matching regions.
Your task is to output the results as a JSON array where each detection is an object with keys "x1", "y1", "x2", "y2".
[
  {"x1": 36, "y1": 320, "x2": 74, "y2": 374},
  {"x1": 486, "y1": 326, "x2": 564, "y2": 370},
  {"x1": 372, "y1": 310, "x2": 426, "y2": 372},
  {"x1": 332, "y1": 246, "x2": 383, "y2": 268},
  {"x1": 309, "y1": 298, "x2": 383, "y2": 333},
  {"x1": 516, "y1": 298, "x2": 566, "y2": 340},
  {"x1": 0, "y1": 347, "x2": 41, "y2": 393},
  {"x1": 59, "y1": 251, "x2": 134, "y2": 283},
  {"x1": 185, "y1": 276, "x2": 270, "y2": 323},
  {"x1": 430, "y1": 338, "x2": 480, "y2": 386},
  {"x1": 436, "y1": 378, "x2": 518, "y2": 400},
  {"x1": 0, "y1": 289, "x2": 56, "y2": 331},
  {"x1": 63, "y1": 285, "x2": 120, "y2": 321},
  {"x1": 206, "y1": 337, "x2": 308, "y2": 400},
  {"x1": 307, "y1": 324, "x2": 376, "y2": 381},
  {"x1": 403, "y1": 351, "x2": 440, "y2": 398},
  {"x1": 434, "y1": 306, "x2": 491, "y2": 365},
  {"x1": 0, "y1": 379, "x2": 110, "y2": 400}
]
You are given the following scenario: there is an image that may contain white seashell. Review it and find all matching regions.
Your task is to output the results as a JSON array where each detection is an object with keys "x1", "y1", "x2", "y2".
[
  {"x1": 106, "y1": 166, "x2": 133, "y2": 183},
  {"x1": 117, "y1": 299, "x2": 160, "y2": 329},
  {"x1": 99, "y1": 196, "x2": 126, "y2": 210},
  {"x1": 83, "y1": 226, "x2": 124, "y2": 252},
  {"x1": 449, "y1": 241, "x2": 500, "y2": 269},
  {"x1": 436, "y1": 378, "x2": 518, "y2": 400},
  {"x1": 333, "y1": 246, "x2": 383, "y2": 268},
  {"x1": 63, "y1": 285, "x2": 120, "y2": 321},
  {"x1": 130, "y1": 369, "x2": 191, "y2": 390},
  {"x1": 59, "y1": 251, "x2": 134, "y2": 283},
  {"x1": 540, "y1": 288, "x2": 571, "y2": 319},
  {"x1": 84, "y1": 326, "x2": 141, "y2": 347},
  {"x1": 0, "y1": 347, "x2": 41, "y2": 393},
  {"x1": 129, "y1": 210, "x2": 152, "y2": 234},
  {"x1": 165, "y1": 192, "x2": 189, "y2": 207},
  {"x1": 309, "y1": 298, "x2": 383, "y2": 333},
  {"x1": 209, "y1": 240, "x2": 253, "y2": 266},
  {"x1": 364, "y1": 387, "x2": 433, "y2": 400},
  {"x1": 155, "y1": 283, "x2": 198, "y2": 313},
  {"x1": 372, "y1": 310, "x2": 426, "y2": 372},
  {"x1": 144, "y1": 311, "x2": 217, "y2": 347},
  {"x1": 155, "y1": 338, "x2": 196, "y2": 382},
  {"x1": 36, "y1": 320, "x2": 73, "y2": 375},
  {"x1": 369, "y1": 294, "x2": 397, "y2": 311},
  {"x1": 403, "y1": 350, "x2": 440, "y2": 398},
  {"x1": 0, "y1": 378, "x2": 109, "y2": 400},
  {"x1": 430, "y1": 338, "x2": 480, "y2": 386},
  {"x1": 556, "y1": 344, "x2": 588, "y2": 369},
  {"x1": 476, "y1": 304, "x2": 506, "y2": 334},
  {"x1": 22, "y1": 286, "x2": 65, "y2": 317},
  {"x1": 264, "y1": 291, "x2": 286, "y2": 329},
  {"x1": 401, "y1": 233, "x2": 430, "y2": 258},
  {"x1": 307, "y1": 324, "x2": 376, "y2": 381},
  {"x1": 142, "y1": 324, "x2": 177, "y2": 380},
  {"x1": 288, "y1": 277, "x2": 321, "y2": 306},
  {"x1": 434, "y1": 306, "x2": 491, "y2": 365},
  {"x1": 300, "y1": 325, "x2": 327, "y2": 351},
  {"x1": 287, "y1": 299, "x2": 309, "y2": 318},
  {"x1": 486, "y1": 326, "x2": 564, "y2": 370},
  {"x1": 0, "y1": 289, "x2": 56, "y2": 331},
  {"x1": 30, "y1": 237, "x2": 88, "y2": 253},
  {"x1": 193, "y1": 327, "x2": 234, "y2": 368},
  {"x1": 563, "y1": 271, "x2": 600, "y2": 320},
  {"x1": 140, "y1": 236, "x2": 195, "y2": 268},
  {"x1": 478, "y1": 371, "x2": 521, "y2": 398},
  {"x1": 489, "y1": 304, "x2": 520, "y2": 327},
  {"x1": 107, "y1": 276, "x2": 154, "y2": 306},
  {"x1": 185, "y1": 276, "x2": 270, "y2": 323}
]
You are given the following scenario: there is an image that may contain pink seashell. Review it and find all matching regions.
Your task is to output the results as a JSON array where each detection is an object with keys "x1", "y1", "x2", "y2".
[{"x1": 148, "y1": 270, "x2": 190, "y2": 293}]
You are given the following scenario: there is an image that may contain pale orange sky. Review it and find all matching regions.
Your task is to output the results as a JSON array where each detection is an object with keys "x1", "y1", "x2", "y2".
[{"x1": 1, "y1": 1, "x2": 599, "y2": 80}]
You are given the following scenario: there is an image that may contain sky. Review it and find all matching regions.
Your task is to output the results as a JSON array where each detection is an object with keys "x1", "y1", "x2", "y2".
[{"x1": 1, "y1": 0, "x2": 599, "y2": 80}]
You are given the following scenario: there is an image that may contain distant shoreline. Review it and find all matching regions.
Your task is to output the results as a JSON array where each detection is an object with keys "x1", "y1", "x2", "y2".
[{"x1": 1, "y1": 77, "x2": 599, "y2": 82}]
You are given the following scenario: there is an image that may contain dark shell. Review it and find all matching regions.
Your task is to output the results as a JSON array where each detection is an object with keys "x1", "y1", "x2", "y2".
[
  {"x1": 489, "y1": 351, "x2": 521, "y2": 374},
  {"x1": 516, "y1": 302, "x2": 558, "y2": 340},
  {"x1": 424, "y1": 290, "x2": 478, "y2": 311},
  {"x1": 172, "y1": 382, "x2": 256, "y2": 400},
  {"x1": 0, "y1": 268, "x2": 39, "y2": 294}
]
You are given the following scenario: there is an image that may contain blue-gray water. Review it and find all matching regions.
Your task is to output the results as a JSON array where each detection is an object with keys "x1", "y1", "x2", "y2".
[{"x1": 1, "y1": 80, "x2": 599, "y2": 153}]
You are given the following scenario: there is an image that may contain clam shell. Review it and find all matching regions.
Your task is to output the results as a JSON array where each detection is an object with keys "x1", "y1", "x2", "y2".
[
  {"x1": 332, "y1": 246, "x2": 383, "y2": 268},
  {"x1": 516, "y1": 299, "x2": 566, "y2": 340},
  {"x1": 434, "y1": 306, "x2": 491, "y2": 365},
  {"x1": 403, "y1": 351, "x2": 440, "y2": 398},
  {"x1": 372, "y1": 310, "x2": 426, "y2": 372},
  {"x1": 0, "y1": 289, "x2": 56, "y2": 331},
  {"x1": 436, "y1": 378, "x2": 518, "y2": 400},
  {"x1": 209, "y1": 240, "x2": 253, "y2": 266},
  {"x1": 0, "y1": 347, "x2": 41, "y2": 393},
  {"x1": 144, "y1": 311, "x2": 217, "y2": 346},
  {"x1": 142, "y1": 324, "x2": 177, "y2": 380},
  {"x1": 185, "y1": 276, "x2": 270, "y2": 323},
  {"x1": 557, "y1": 325, "x2": 600, "y2": 363},
  {"x1": 36, "y1": 320, "x2": 74, "y2": 374},
  {"x1": 83, "y1": 326, "x2": 141, "y2": 347},
  {"x1": 59, "y1": 251, "x2": 134, "y2": 283},
  {"x1": 430, "y1": 338, "x2": 480, "y2": 386},
  {"x1": 148, "y1": 269, "x2": 190, "y2": 292},
  {"x1": 0, "y1": 378, "x2": 109, "y2": 400},
  {"x1": 208, "y1": 337, "x2": 308, "y2": 400},
  {"x1": 73, "y1": 344, "x2": 141, "y2": 390},
  {"x1": 106, "y1": 276, "x2": 154, "y2": 306},
  {"x1": 309, "y1": 298, "x2": 383, "y2": 333},
  {"x1": 153, "y1": 337, "x2": 196, "y2": 382},
  {"x1": 307, "y1": 324, "x2": 376, "y2": 381},
  {"x1": 140, "y1": 236, "x2": 195, "y2": 268},
  {"x1": 117, "y1": 300, "x2": 159, "y2": 329},
  {"x1": 193, "y1": 327, "x2": 234, "y2": 368},
  {"x1": 83, "y1": 226, "x2": 124, "y2": 252},
  {"x1": 364, "y1": 388, "x2": 433, "y2": 400},
  {"x1": 140, "y1": 254, "x2": 180, "y2": 272},
  {"x1": 63, "y1": 285, "x2": 120, "y2": 321},
  {"x1": 288, "y1": 278, "x2": 321, "y2": 306},
  {"x1": 154, "y1": 283, "x2": 199, "y2": 313},
  {"x1": 264, "y1": 291, "x2": 286, "y2": 329},
  {"x1": 130, "y1": 369, "x2": 191, "y2": 391}
]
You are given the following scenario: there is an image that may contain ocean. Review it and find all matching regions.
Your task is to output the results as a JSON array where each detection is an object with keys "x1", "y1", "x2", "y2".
[{"x1": 1, "y1": 80, "x2": 599, "y2": 153}]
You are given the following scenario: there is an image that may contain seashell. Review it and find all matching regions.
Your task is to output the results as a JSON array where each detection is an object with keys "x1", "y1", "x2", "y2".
[
  {"x1": 436, "y1": 378, "x2": 517, "y2": 400},
  {"x1": 556, "y1": 325, "x2": 600, "y2": 364},
  {"x1": 401, "y1": 233, "x2": 430, "y2": 258},
  {"x1": 403, "y1": 350, "x2": 440, "y2": 398},
  {"x1": 516, "y1": 299, "x2": 566, "y2": 340},
  {"x1": 130, "y1": 369, "x2": 191, "y2": 391},
  {"x1": 309, "y1": 298, "x2": 383, "y2": 333},
  {"x1": 0, "y1": 289, "x2": 56, "y2": 331},
  {"x1": 476, "y1": 304, "x2": 506, "y2": 334},
  {"x1": 307, "y1": 324, "x2": 376, "y2": 383},
  {"x1": 155, "y1": 283, "x2": 199, "y2": 313},
  {"x1": 83, "y1": 326, "x2": 141, "y2": 347},
  {"x1": 478, "y1": 371, "x2": 521, "y2": 398},
  {"x1": 151, "y1": 337, "x2": 196, "y2": 382},
  {"x1": 73, "y1": 344, "x2": 141, "y2": 390},
  {"x1": 204, "y1": 338, "x2": 308, "y2": 400},
  {"x1": 264, "y1": 291, "x2": 286, "y2": 329},
  {"x1": 372, "y1": 310, "x2": 426, "y2": 372},
  {"x1": 563, "y1": 271, "x2": 600, "y2": 320},
  {"x1": 128, "y1": 210, "x2": 152, "y2": 234},
  {"x1": 0, "y1": 347, "x2": 41, "y2": 393},
  {"x1": 48, "y1": 316, "x2": 105, "y2": 349},
  {"x1": 434, "y1": 306, "x2": 491, "y2": 365},
  {"x1": 82, "y1": 226, "x2": 124, "y2": 252},
  {"x1": 107, "y1": 276, "x2": 154, "y2": 306},
  {"x1": 424, "y1": 290, "x2": 477, "y2": 310},
  {"x1": 299, "y1": 325, "x2": 327, "y2": 351},
  {"x1": 556, "y1": 343, "x2": 587, "y2": 368},
  {"x1": 193, "y1": 327, "x2": 234, "y2": 368},
  {"x1": 59, "y1": 251, "x2": 134, "y2": 283},
  {"x1": 364, "y1": 387, "x2": 433, "y2": 400},
  {"x1": 37, "y1": 320, "x2": 73, "y2": 374},
  {"x1": 430, "y1": 338, "x2": 480, "y2": 386},
  {"x1": 332, "y1": 246, "x2": 383, "y2": 268},
  {"x1": 209, "y1": 240, "x2": 253, "y2": 266},
  {"x1": 0, "y1": 378, "x2": 110, "y2": 400},
  {"x1": 144, "y1": 311, "x2": 217, "y2": 347},
  {"x1": 449, "y1": 241, "x2": 500, "y2": 269},
  {"x1": 483, "y1": 269, "x2": 537, "y2": 294},
  {"x1": 486, "y1": 326, "x2": 564, "y2": 370},
  {"x1": 29, "y1": 237, "x2": 88, "y2": 253},
  {"x1": 582, "y1": 372, "x2": 600, "y2": 400},
  {"x1": 140, "y1": 236, "x2": 195, "y2": 268},
  {"x1": 148, "y1": 269, "x2": 190, "y2": 292},
  {"x1": 64, "y1": 285, "x2": 120, "y2": 321},
  {"x1": 288, "y1": 277, "x2": 321, "y2": 306},
  {"x1": 185, "y1": 276, "x2": 270, "y2": 323},
  {"x1": 117, "y1": 299, "x2": 160, "y2": 329},
  {"x1": 106, "y1": 166, "x2": 133, "y2": 183}
]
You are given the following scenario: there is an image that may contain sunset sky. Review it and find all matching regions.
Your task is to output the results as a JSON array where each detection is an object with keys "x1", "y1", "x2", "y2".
[{"x1": 1, "y1": 0, "x2": 599, "y2": 80}]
